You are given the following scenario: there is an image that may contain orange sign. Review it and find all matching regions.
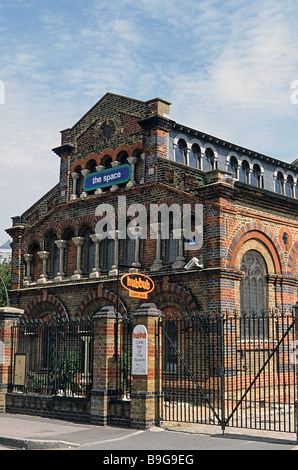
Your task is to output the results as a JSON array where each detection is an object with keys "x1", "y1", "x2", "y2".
[{"x1": 121, "y1": 273, "x2": 155, "y2": 299}]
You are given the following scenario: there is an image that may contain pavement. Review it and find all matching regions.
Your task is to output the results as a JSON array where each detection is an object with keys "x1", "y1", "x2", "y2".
[{"x1": 0, "y1": 413, "x2": 298, "y2": 452}]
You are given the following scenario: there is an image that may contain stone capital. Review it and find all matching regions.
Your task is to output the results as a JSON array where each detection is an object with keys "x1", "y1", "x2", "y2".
[
  {"x1": 37, "y1": 251, "x2": 49, "y2": 260},
  {"x1": 72, "y1": 236, "x2": 84, "y2": 246},
  {"x1": 55, "y1": 240, "x2": 67, "y2": 250}
]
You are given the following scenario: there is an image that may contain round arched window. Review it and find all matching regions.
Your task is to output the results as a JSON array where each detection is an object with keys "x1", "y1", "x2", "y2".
[{"x1": 240, "y1": 250, "x2": 267, "y2": 314}]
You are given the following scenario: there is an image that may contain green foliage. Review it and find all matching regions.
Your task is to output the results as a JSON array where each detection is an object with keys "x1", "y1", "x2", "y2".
[
  {"x1": 0, "y1": 260, "x2": 11, "y2": 307},
  {"x1": 59, "y1": 351, "x2": 80, "y2": 389},
  {"x1": 27, "y1": 371, "x2": 47, "y2": 390}
]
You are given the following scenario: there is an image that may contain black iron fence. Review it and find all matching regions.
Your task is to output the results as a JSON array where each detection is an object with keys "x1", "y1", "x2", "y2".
[
  {"x1": 116, "y1": 314, "x2": 132, "y2": 398},
  {"x1": 10, "y1": 315, "x2": 93, "y2": 398},
  {"x1": 9, "y1": 309, "x2": 297, "y2": 433},
  {"x1": 159, "y1": 311, "x2": 297, "y2": 433}
]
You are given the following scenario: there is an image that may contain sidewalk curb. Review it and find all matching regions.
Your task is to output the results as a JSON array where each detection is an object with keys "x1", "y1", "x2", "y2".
[{"x1": 0, "y1": 436, "x2": 80, "y2": 450}]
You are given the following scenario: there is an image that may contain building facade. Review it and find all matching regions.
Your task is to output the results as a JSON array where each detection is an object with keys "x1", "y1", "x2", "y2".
[{"x1": 6, "y1": 92, "x2": 298, "y2": 320}]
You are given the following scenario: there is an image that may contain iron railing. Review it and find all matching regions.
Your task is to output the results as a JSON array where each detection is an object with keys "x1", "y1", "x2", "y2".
[
  {"x1": 116, "y1": 314, "x2": 132, "y2": 398},
  {"x1": 10, "y1": 315, "x2": 93, "y2": 398},
  {"x1": 158, "y1": 311, "x2": 297, "y2": 433}
]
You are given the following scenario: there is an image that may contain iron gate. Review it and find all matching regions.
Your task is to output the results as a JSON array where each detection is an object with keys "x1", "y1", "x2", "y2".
[{"x1": 158, "y1": 311, "x2": 297, "y2": 433}]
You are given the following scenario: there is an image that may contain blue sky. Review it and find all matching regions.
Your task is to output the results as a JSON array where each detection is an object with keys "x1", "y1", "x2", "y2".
[{"x1": 1, "y1": 0, "x2": 298, "y2": 245}]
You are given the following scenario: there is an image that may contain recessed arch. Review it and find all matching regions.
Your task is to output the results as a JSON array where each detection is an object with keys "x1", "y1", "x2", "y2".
[
  {"x1": 76, "y1": 287, "x2": 127, "y2": 317},
  {"x1": 227, "y1": 225, "x2": 283, "y2": 275},
  {"x1": 24, "y1": 294, "x2": 69, "y2": 320}
]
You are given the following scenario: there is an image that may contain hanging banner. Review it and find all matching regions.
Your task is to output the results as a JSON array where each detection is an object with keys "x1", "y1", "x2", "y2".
[{"x1": 83, "y1": 164, "x2": 131, "y2": 191}]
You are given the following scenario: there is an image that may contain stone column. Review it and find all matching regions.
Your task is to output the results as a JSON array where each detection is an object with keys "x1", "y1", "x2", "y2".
[
  {"x1": 96, "y1": 165, "x2": 105, "y2": 172},
  {"x1": 90, "y1": 306, "x2": 118, "y2": 426},
  {"x1": 80, "y1": 169, "x2": 90, "y2": 199},
  {"x1": 95, "y1": 165, "x2": 105, "y2": 195},
  {"x1": 110, "y1": 161, "x2": 121, "y2": 192},
  {"x1": 70, "y1": 172, "x2": 80, "y2": 201},
  {"x1": 23, "y1": 254, "x2": 33, "y2": 286},
  {"x1": 71, "y1": 237, "x2": 84, "y2": 280},
  {"x1": 126, "y1": 157, "x2": 137, "y2": 188},
  {"x1": 54, "y1": 240, "x2": 67, "y2": 282},
  {"x1": 130, "y1": 303, "x2": 162, "y2": 429},
  {"x1": 172, "y1": 228, "x2": 185, "y2": 269},
  {"x1": 108, "y1": 230, "x2": 121, "y2": 277},
  {"x1": 128, "y1": 226, "x2": 142, "y2": 272},
  {"x1": 0, "y1": 307, "x2": 24, "y2": 412},
  {"x1": 89, "y1": 233, "x2": 103, "y2": 279},
  {"x1": 150, "y1": 223, "x2": 163, "y2": 272},
  {"x1": 37, "y1": 251, "x2": 49, "y2": 284}
]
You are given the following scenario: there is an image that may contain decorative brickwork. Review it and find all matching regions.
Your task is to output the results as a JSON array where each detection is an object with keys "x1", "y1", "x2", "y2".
[{"x1": 23, "y1": 294, "x2": 68, "y2": 320}]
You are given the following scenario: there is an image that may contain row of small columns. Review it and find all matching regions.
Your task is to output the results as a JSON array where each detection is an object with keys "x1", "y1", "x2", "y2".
[
  {"x1": 70, "y1": 157, "x2": 138, "y2": 201},
  {"x1": 23, "y1": 224, "x2": 186, "y2": 285}
]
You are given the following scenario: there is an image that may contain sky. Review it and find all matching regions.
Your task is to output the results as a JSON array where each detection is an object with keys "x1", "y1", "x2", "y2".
[{"x1": 1, "y1": 0, "x2": 298, "y2": 246}]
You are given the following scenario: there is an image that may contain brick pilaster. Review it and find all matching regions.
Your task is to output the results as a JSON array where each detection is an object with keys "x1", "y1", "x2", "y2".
[
  {"x1": 90, "y1": 306, "x2": 118, "y2": 425},
  {"x1": 130, "y1": 303, "x2": 162, "y2": 429},
  {"x1": 0, "y1": 307, "x2": 23, "y2": 412}
]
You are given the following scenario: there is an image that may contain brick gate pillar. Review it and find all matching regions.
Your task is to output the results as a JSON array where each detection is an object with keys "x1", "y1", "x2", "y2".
[
  {"x1": 0, "y1": 307, "x2": 23, "y2": 413},
  {"x1": 130, "y1": 303, "x2": 162, "y2": 429},
  {"x1": 90, "y1": 306, "x2": 118, "y2": 426}
]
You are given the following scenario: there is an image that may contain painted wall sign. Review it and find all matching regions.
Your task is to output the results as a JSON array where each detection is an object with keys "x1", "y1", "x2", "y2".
[
  {"x1": 120, "y1": 273, "x2": 155, "y2": 299},
  {"x1": 83, "y1": 164, "x2": 131, "y2": 191},
  {"x1": 132, "y1": 324, "x2": 148, "y2": 375}
]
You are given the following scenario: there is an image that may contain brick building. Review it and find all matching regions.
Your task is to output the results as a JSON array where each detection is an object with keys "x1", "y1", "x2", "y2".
[{"x1": 6, "y1": 92, "x2": 298, "y2": 320}]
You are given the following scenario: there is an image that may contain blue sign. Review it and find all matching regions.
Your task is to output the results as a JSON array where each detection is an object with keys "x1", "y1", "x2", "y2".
[{"x1": 83, "y1": 164, "x2": 131, "y2": 191}]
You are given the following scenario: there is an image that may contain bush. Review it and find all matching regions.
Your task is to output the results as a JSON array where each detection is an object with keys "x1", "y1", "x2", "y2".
[{"x1": 0, "y1": 260, "x2": 11, "y2": 307}]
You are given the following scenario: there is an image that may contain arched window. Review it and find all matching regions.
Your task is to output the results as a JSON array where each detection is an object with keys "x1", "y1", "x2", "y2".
[
  {"x1": 72, "y1": 165, "x2": 82, "y2": 199},
  {"x1": 239, "y1": 160, "x2": 250, "y2": 184},
  {"x1": 116, "y1": 150, "x2": 129, "y2": 165},
  {"x1": 189, "y1": 143, "x2": 201, "y2": 168},
  {"x1": 101, "y1": 155, "x2": 112, "y2": 169},
  {"x1": 82, "y1": 227, "x2": 95, "y2": 274},
  {"x1": 205, "y1": 148, "x2": 216, "y2": 171},
  {"x1": 102, "y1": 237, "x2": 114, "y2": 272},
  {"x1": 251, "y1": 164, "x2": 262, "y2": 188},
  {"x1": 228, "y1": 156, "x2": 238, "y2": 179},
  {"x1": 62, "y1": 229, "x2": 75, "y2": 278},
  {"x1": 28, "y1": 242, "x2": 41, "y2": 282},
  {"x1": 175, "y1": 139, "x2": 187, "y2": 165},
  {"x1": 275, "y1": 172, "x2": 284, "y2": 194},
  {"x1": 285, "y1": 175, "x2": 294, "y2": 198},
  {"x1": 86, "y1": 159, "x2": 97, "y2": 174},
  {"x1": 240, "y1": 250, "x2": 267, "y2": 315},
  {"x1": 47, "y1": 234, "x2": 60, "y2": 279}
]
